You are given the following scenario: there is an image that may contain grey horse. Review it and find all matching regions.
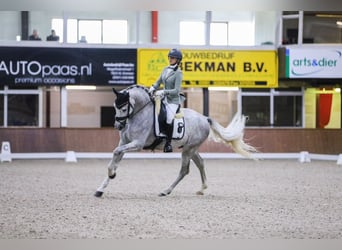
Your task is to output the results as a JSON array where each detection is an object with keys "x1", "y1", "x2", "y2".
[{"x1": 95, "y1": 85, "x2": 257, "y2": 197}]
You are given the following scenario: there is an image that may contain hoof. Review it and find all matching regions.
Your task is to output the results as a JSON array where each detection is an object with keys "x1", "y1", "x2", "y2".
[
  {"x1": 109, "y1": 173, "x2": 116, "y2": 179},
  {"x1": 196, "y1": 191, "x2": 204, "y2": 195},
  {"x1": 94, "y1": 191, "x2": 103, "y2": 197},
  {"x1": 158, "y1": 190, "x2": 171, "y2": 197}
]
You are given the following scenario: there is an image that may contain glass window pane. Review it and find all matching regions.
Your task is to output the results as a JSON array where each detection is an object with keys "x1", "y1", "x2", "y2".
[
  {"x1": 8, "y1": 95, "x2": 38, "y2": 126},
  {"x1": 210, "y1": 22, "x2": 228, "y2": 46},
  {"x1": 67, "y1": 19, "x2": 78, "y2": 43},
  {"x1": 180, "y1": 21, "x2": 205, "y2": 45},
  {"x1": 78, "y1": 20, "x2": 102, "y2": 43},
  {"x1": 242, "y1": 96, "x2": 270, "y2": 126},
  {"x1": 302, "y1": 14, "x2": 341, "y2": 44},
  {"x1": 103, "y1": 20, "x2": 128, "y2": 44},
  {"x1": 51, "y1": 18, "x2": 63, "y2": 42},
  {"x1": 228, "y1": 22, "x2": 254, "y2": 45},
  {"x1": 274, "y1": 96, "x2": 302, "y2": 127}
]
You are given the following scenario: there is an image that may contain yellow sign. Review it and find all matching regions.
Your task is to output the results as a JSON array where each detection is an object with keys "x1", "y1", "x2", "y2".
[{"x1": 138, "y1": 49, "x2": 278, "y2": 88}]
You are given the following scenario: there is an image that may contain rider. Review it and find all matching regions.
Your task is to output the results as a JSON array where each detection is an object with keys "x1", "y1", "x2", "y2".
[{"x1": 149, "y1": 48, "x2": 183, "y2": 153}]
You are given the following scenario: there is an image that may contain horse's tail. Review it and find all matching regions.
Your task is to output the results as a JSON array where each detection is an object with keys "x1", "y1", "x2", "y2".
[{"x1": 207, "y1": 113, "x2": 258, "y2": 160}]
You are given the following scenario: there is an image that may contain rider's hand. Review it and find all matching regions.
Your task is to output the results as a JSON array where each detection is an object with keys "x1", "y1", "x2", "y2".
[
  {"x1": 155, "y1": 90, "x2": 164, "y2": 98},
  {"x1": 148, "y1": 86, "x2": 155, "y2": 94}
]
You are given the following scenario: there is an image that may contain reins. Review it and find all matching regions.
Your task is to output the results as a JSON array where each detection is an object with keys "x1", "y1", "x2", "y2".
[{"x1": 130, "y1": 98, "x2": 153, "y2": 118}]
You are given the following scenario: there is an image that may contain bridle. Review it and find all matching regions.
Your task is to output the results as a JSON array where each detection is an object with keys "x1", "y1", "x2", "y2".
[
  {"x1": 114, "y1": 101, "x2": 134, "y2": 130},
  {"x1": 114, "y1": 88, "x2": 152, "y2": 130}
]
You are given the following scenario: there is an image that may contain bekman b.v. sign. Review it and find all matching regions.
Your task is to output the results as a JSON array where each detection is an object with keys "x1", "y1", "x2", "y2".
[{"x1": 0, "y1": 46, "x2": 137, "y2": 86}]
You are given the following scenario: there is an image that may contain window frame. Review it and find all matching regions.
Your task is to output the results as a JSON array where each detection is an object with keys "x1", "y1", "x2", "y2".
[
  {"x1": 0, "y1": 86, "x2": 43, "y2": 127},
  {"x1": 179, "y1": 20, "x2": 206, "y2": 45},
  {"x1": 210, "y1": 21, "x2": 229, "y2": 46},
  {"x1": 239, "y1": 88, "x2": 304, "y2": 128}
]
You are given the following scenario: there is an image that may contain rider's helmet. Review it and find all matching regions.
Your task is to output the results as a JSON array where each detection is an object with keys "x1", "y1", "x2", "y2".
[{"x1": 168, "y1": 48, "x2": 183, "y2": 62}]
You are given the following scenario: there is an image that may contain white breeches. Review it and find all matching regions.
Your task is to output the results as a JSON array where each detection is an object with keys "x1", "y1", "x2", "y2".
[{"x1": 163, "y1": 100, "x2": 178, "y2": 124}]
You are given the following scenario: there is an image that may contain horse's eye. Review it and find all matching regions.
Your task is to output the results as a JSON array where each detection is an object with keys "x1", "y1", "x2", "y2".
[{"x1": 121, "y1": 108, "x2": 127, "y2": 112}]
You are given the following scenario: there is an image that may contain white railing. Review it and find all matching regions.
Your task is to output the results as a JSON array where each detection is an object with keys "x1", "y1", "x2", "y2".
[{"x1": 1, "y1": 141, "x2": 341, "y2": 165}]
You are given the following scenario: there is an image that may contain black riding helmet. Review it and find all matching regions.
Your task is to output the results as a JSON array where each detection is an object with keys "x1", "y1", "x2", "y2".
[{"x1": 168, "y1": 48, "x2": 182, "y2": 63}]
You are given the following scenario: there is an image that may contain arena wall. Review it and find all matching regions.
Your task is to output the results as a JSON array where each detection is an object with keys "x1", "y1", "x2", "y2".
[{"x1": 0, "y1": 128, "x2": 341, "y2": 154}]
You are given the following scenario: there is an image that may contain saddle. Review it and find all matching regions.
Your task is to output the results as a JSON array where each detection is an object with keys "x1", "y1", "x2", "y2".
[{"x1": 153, "y1": 96, "x2": 185, "y2": 140}]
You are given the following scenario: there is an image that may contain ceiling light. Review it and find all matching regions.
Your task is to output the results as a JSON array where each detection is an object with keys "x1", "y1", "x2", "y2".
[
  {"x1": 65, "y1": 85, "x2": 97, "y2": 90},
  {"x1": 208, "y1": 87, "x2": 239, "y2": 91},
  {"x1": 316, "y1": 14, "x2": 342, "y2": 18}
]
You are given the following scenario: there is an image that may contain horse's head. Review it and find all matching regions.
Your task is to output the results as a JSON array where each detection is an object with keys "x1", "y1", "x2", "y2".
[{"x1": 112, "y1": 88, "x2": 135, "y2": 130}]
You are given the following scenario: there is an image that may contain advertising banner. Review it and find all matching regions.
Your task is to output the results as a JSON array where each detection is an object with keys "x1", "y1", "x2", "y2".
[
  {"x1": 286, "y1": 47, "x2": 342, "y2": 78},
  {"x1": 138, "y1": 49, "x2": 278, "y2": 88},
  {"x1": 0, "y1": 46, "x2": 137, "y2": 86}
]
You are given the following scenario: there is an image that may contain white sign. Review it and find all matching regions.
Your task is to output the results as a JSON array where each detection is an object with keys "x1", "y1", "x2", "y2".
[
  {"x1": 1, "y1": 141, "x2": 12, "y2": 162},
  {"x1": 286, "y1": 47, "x2": 342, "y2": 78}
]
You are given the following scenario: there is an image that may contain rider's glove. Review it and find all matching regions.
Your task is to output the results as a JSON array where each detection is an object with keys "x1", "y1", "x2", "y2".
[
  {"x1": 148, "y1": 86, "x2": 155, "y2": 94},
  {"x1": 155, "y1": 90, "x2": 164, "y2": 98}
]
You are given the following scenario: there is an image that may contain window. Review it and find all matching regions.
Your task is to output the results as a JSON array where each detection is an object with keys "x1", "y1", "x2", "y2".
[
  {"x1": 0, "y1": 87, "x2": 42, "y2": 127},
  {"x1": 67, "y1": 19, "x2": 78, "y2": 43},
  {"x1": 242, "y1": 95, "x2": 270, "y2": 126},
  {"x1": 179, "y1": 20, "x2": 254, "y2": 46},
  {"x1": 78, "y1": 20, "x2": 102, "y2": 43},
  {"x1": 8, "y1": 95, "x2": 38, "y2": 126},
  {"x1": 274, "y1": 96, "x2": 302, "y2": 126},
  {"x1": 303, "y1": 13, "x2": 342, "y2": 43},
  {"x1": 241, "y1": 88, "x2": 303, "y2": 127},
  {"x1": 179, "y1": 21, "x2": 205, "y2": 45},
  {"x1": 52, "y1": 19, "x2": 128, "y2": 44},
  {"x1": 103, "y1": 20, "x2": 128, "y2": 44},
  {"x1": 228, "y1": 22, "x2": 254, "y2": 45},
  {"x1": 51, "y1": 18, "x2": 63, "y2": 42},
  {"x1": 210, "y1": 22, "x2": 228, "y2": 46}
]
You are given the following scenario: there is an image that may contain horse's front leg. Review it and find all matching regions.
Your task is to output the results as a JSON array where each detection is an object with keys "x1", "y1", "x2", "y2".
[
  {"x1": 107, "y1": 149, "x2": 124, "y2": 179},
  {"x1": 94, "y1": 140, "x2": 143, "y2": 198},
  {"x1": 94, "y1": 149, "x2": 123, "y2": 197}
]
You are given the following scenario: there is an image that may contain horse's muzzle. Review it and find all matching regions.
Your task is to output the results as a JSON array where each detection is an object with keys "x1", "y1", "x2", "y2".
[
  {"x1": 114, "y1": 121, "x2": 125, "y2": 130},
  {"x1": 113, "y1": 123, "x2": 122, "y2": 130}
]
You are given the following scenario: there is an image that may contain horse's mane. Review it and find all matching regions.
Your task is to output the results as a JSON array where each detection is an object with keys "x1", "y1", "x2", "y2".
[
  {"x1": 123, "y1": 84, "x2": 149, "y2": 94},
  {"x1": 118, "y1": 84, "x2": 152, "y2": 104}
]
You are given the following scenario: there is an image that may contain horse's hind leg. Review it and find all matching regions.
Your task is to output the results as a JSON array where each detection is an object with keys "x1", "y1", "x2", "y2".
[
  {"x1": 192, "y1": 151, "x2": 207, "y2": 195},
  {"x1": 159, "y1": 149, "x2": 193, "y2": 196}
]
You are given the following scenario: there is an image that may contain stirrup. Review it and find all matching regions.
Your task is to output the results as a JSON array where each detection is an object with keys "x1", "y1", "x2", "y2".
[{"x1": 164, "y1": 142, "x2": 173, "y2": 153}]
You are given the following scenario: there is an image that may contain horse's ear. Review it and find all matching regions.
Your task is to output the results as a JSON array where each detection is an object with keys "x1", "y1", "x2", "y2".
[{"x1": 112, "y1": 88, "x2": 119, "y2": 95}]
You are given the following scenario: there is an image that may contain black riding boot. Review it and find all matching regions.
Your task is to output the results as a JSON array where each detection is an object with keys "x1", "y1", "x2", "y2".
[{"x1": 164, "y1": 123, "x2": 173, "y2": 153}]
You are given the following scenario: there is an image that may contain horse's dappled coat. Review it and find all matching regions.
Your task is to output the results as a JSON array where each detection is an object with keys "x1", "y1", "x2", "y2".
[{"x1": 95, "y1": 85, "x2": 257, "y2": 197}]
